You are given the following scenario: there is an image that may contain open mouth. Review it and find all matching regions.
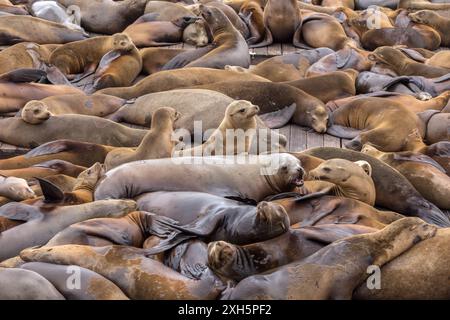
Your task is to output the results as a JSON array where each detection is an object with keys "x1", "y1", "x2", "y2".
[{"x1": 292, "y1": 177, "x2": 304, "y2": 187}]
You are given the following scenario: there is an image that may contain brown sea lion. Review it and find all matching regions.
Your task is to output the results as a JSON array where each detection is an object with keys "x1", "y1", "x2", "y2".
[
  {"x1": 21, "y1": 262, "x2": 129, "y2": 300},
  {"x1": 20, "y1": 244, "x2": 224, "y2": 300},
  {"x1": 0, "y1": 175, "x2": 35, "y2": 201},
  {"x1": 0, "y1": 15, "x2": 87, "y2": 45},
  {"x1": 144, "y1": 0, "x2": 195, "y2": 19},
  {"x1": 105, "y1": 107, "x2": 179, "y2": 170},
  {"x1": 0, "y1": 0, "x2": 28, "y2": 15},
  {"x1": 222, "y1": 217, "x2": 437, "y2": 299},
  {"x1": 238, "y1": 0, "x2": 266, "y2": 46},
  {"x1": 140, "y1": 48, "x2": 186, "y2": 74},
  {"x1": 208, "y1": 224, "x2": 378, "y2": 281},
  {"x1": 162, "y1": 5, "x2": 250, "y2": 70},
  {"x1": 362, "y1": 144, "x2": 450, "y2": 210},
  {"x1": 409, "y1": 10, "x2": 450, "y2": 46},
  {"x1": 328, "y1": 97, "x2": 426, "y2": 152},
  {"x1": 0, "y1": 267, "x2": 64, "y2": 300},
  {"x1": 354, "y1": 227, "x2": 450, "y2": 299},
  {"x1": 302, "y1": 147, "x2": 450, "y2": 227},
  {"x1": 0, "y1": 199, "x2": 136, "y2": 261},
  {"x1": 123, "y1": 13, "x2": 199, "y2": 47},
  {"x1": 55, "y1": 0, "x2": 148, "y2": 34},
  {"x1": 0, "y1": 160, "x2": 86, "y2": 180},
  {"x1": 421, "y1": 111, "x2": 450, "y2": 144},
  {"x1": 96, "y1": 68, "x2": 268, "y2": 99},
  {"x1": 307, "y1": 159, "x2": 376, "y2": 206},
  {"x1": 192, "y1": 81, "x2": 329, "y2": 132},
  {"x1": 183, "y1": 19, "x2": 209, "y2": 46},
  {"x1": 423, "y1": 141, "x2": 450, "y2": 175},
  {"x1": 0, "y1": 114, "x2": 148, "y2": 148},
  {"x1": 94, "y1": 154, "x2": 305, "y2": 202},
  {"x1": 0, "y1": 140, "x2": 114, "y2": 170}
]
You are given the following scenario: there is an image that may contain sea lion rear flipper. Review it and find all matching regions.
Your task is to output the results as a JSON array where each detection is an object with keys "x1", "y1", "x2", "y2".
[
  {"x1": 0, "y1": 202, "x2": 43, "y2": 221},
  {"x1": 35, "y1": 177, "x2": 64, "y2": 202},
  {"x1": 249, "y1": 28, "x2": 273, "y2": 48},
  {"x1": 0, "y1": 68, "x2": 46, "y2": 83},
  {"x1": 162, "y1": 46, "x2": 214, "y2": 70},
  {"x1": 327, "y1": 125, "x2": 362, "y2": 139},
  {"x1": 258, "y1": 104, "x2": 296, "y2": 129},
  {"x1": 24, "y1": 140, "x2": 77, "y2": 158}
]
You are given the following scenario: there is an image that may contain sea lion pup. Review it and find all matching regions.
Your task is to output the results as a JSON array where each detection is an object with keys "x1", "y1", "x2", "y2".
[
  {"x1": 369, "y1": 46, "x2": 449, "y2": 78},
  {"x1": 354, "y1": 227, "x2": 450, "y2": 299},
  {"x1": 0, "y1": 176, "x2": 35, "y2": 201},
  {"x1": 55, "y1": 0, "x2": 147, "y2": 34},
  {"x1": 177, "y1": 100, "x2": 259, "y2": 157},
  {"x1": 0, "y1": 140, "x2": 114, "y2": 170},
  {"x1": 362, "y1": 144, "x2": 450, "y2": 210},
  {"x1": 328, "y1": 97, "x2": 426, "y2": 152},
  {"x1": 31, "y1": 1, "x2": 84, "y2": 32},
  {"x1": 96, "y1": 68, "x2": 268, "y2": 99},
  {"x1": 284, "y1": 70, "x2": 358, "y2": 103},
  {"x1": 162, "y1": 5, "x2": 250, "y2": 70},
  {"x1": 105, "y1": 107, "x2": 180, "y2": 171},
  {"x1": 0, "y1": 113, "x2": 147, "y2": 148},
  {"x1": 94, "y1": 154, "x2": 305, "y2": 202},
  {"x1": 0, "y1": 199, "x2": 136, "y2": 261},
  {"x1": 302, "y1": 147, "x2": 450, "y2": 227},
  {"x1": 0, "y1": 159, "x2": 86, "y2": 180},
  {"x1": 222, "y1": 217, "x2": 437, "y2": 300},
  {"x1": 0, "y1": 15, "x2": 87, "y2": 45},
  {"x1": 21, "y1": 262, "x2": 129, "y2": 300},
  {"x1": 123, "y1": 13, "x2": 199, "y2": 47},
  {"x1": 20, "y1": 244, "x2": 224, "y2": 300},
  {"x1": 191, "y1": 81, "x2": 329, "y2": 132},
  {"x1": 208, "y1": 224, "x2": 379, "y2": 281},
  {"x1": 307, "y1": 159, "x2": 376, "y2": 206},
  {"x1": 0, "y1": 267, "x2": 65, "y2": 300},
  {"x1": 409, "y1": 10, "x2": 450, "y2": 46}
]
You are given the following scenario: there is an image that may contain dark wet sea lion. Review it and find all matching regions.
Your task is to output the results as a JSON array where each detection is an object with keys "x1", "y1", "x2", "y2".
[
  {"x1": 20, "y1": 244, "x2": 224, "y2": 300},
  {"x1": 0, "y1": 199, "x2": 136, "y2": 261},
  {"x1": 0, "y1": 140, "x2": 114, "y2": 170},
  {"x1": 302, "y1": 147, "x2": 450, "y2": 227},
  {"x1": 223, "y1": 217, "x2": 437, "y2": 299},
  {"x1": 21, "y1": 262, "x2": 129, "y2": 300}
]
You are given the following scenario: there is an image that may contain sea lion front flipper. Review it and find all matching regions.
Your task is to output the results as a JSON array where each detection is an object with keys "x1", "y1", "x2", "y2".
[
  {"x1": 336, "y1": 48, "x2": 353, "y2": 69},
  {"x1": 0, "y1": 202, "x2": 43, "y2": 221},
  {"x1": 258, "y1": 104, "x2": 297, "y2": 129},
  {"x1": 162, "y1": 46, "x2": 214, "y2": 70},
  {"x1": 35, "y1": 177, "x2": 64, "y2": 203},
  {"x1": 44, "y1": 65, "x2": 72, "y2": 86},
  {"x1": 0, "y1": 68, "x2": 46, "y2": 83},
  {"x1": 397, "y1": 48, "x2": 427, "y2": 63},
  {"x1": 24, "y1": 140, "x2": 77, "y2": 158},
  {"x1": 327, "y1": 125, "x2": 362, "y2": 139},
  {"x1": 393, "y1": 153, "x2": 447, "y2": 173},
  {"x1": 96, "y1": 50, "x2": 122, "y2": 72}
]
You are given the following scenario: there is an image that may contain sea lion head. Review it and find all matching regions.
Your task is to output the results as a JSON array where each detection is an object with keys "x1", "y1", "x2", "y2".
[
  {"x1": 409, "y1": 10, "x2": 437, "y2": 25},
  {"x1": 151, "y1": 107, "x2": 181, "y2": 129},
  {"x1": 112, "y1": 33, "x2": 134, "y2": 52},
  {"x1": 73, "y1": 162, "x2": 105, "y2": 191},
  {"x1": 368, "y1": 46, "x2": 402, "y2": 77},
  {"x1": 21, "y1": 101, "x2": 52, "y2": 125},
  {"x1": 183, "y1": 19, "x2": 209, "y2": 47},
  {"x1": 255, "y1": 201, "x2": 290, "y2": 233},
  {"x1": 0, "y1": 176, "x2": 36, "y2": 201},
  {"x1": 199, "y1": 5, "x2": 227, "y2": 34},
  {"x1": 308, "y1": 158, "x2": 372, "y2": 185},
  {"x1": 307, "y1": 105, "x2": 329, "y2": 133},
  {"x1": 263, "y1": 153, "x2": 305, "y2": 188},
  {"x1": 226, "y1": 100, "x2": 259, "y2": 128},
  {"x1": 361, "y1": 144, "x2": 384, "y2": 159},
  {"x1": 207, "y1": 241, "x2": 243, "y2": 280}
]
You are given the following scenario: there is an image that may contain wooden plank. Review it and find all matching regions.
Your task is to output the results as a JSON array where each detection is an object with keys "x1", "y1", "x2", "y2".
[
  {"x1": 253, "y1": 46, "x2": 268, "y2": 56},
  {"x1": 278, "y1": 125, "x2": 291, "y2": 151},
  {"x1": 168, "y1": 43, "x2": 183, "y2": 49},
  {"x1": 267, "y1": 43, "x2": 282, "y2": 56},
  {"x1": 324, "y1": 134, "x2": 341, "y2": 148},
  {"x1": 183, "y1": 43, "x2": 196, "y2": 50},
  {"x1": 281, "y1": 43, "x2": 297, "y2": 55},
  {"x1": 341, "y1": 139, "x2": 351, "y2": 149},
  {"x1": 306, "y1": 131, "x2": 324, "y2": 149},
  {"x1": 289, "y1": 125, "x2": 307, "y2": 152}
]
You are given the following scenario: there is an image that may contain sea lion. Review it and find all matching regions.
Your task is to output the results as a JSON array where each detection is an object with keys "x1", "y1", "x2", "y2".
[
  {"x1": 31, "y1": 1, "x2": 84, "y2": 32},
  {"x1": 162, "y1": 5, "x2": 250, "y2": 70},
  {"x1": 55, "y1": 0, "x2": 148, "y2": 34},
  {"x1": 354, "y1": 227, "x2": 450, "y2": 299},
  {"x1": 20, "y1": 244, "x2": 224, "y2": 300},
  {"x1": 0, "y1": 0, "x2": 28, "y2": 15},
  {"x1": 182, "y1": 20, "x2": 209, "y2": 47},
  {"x1": 0, "y1": 267, "x2": 64, "y2": 300},
  {"x1": 0, "y1": 114, "x2": 148, "y2": 148},
  {"x1": 0, "y1": 175, "x2": 35, "y2": 201},
  {"x1": 380, "y1": 73, "x2": 450, "y2": 97},
  {"x1": 21, "y1": 262, "x2": 129, "y2": 300},
  {"x1": 0, "y1": 42, "x2": 56, "y2": 75},
  {"x1": 94, "y1": 154, "x2": 305, "y2": 202},
  {"x1": 423, "y1": 141, "x2": 450, "y2": 175},
  {"x1": 223, "y1": 217, "x2": 437, "y2": 299},
  {"x1": 302, "y1": 147, "x2": 450, "y2": 227},
  {"x1": 208, "y1": 224, "x2": 378, "y2": 281},
  {"x1": 369, "y1": 46, "x2": 449, "y2": 78},
  {"x1": 308, "y1": 159, "x2": 376, "y2": 206},
  {"x1": 140, "y1": 48, "x2": 186, "y2": 74},
  {"x1": 123, "y1": 14, "x2": 199, "y2": 47},
  {"x1": 0, "y1": 140, "x2": 114, "y2": 170},
  {"x1": 0, "y1": 160, "x2": 86, "y2": 180},
  {"x1": 362, "y1": 144, "x2": 450, "y2": 210},
  {"x1": 105, "y1": 107, "x2": 179, "y2": 171},
  {"x1": 192, "y1": 81, "x2": 329, "y2": 132},
  {"x1": 238, "y1": 0, "x2": 267, "y2": 46},
  {"x1": 96, "y1": 68, "x2": 268, "y2": 99},
  {"x1": 177, "y1": 100, "x2": 259, "y2": 156},
  {"x1": 421, "y1": 111, "x2": 450, "y2": 144},
  {"x1": 356, "y1": 71, "x2": 416, "y2": 95},
  {"x1": 328, "y1": 97, "x2": 426, "y2": 152},
  {"x1": 0, "y1": 199, "x2": 136, "y2": 261},
  {"x1": 409, "y1": 10, "x2": 450, "y2": 46},
  {"x1": 144, "y1": 1, "x2": 195, "y2": 20}
]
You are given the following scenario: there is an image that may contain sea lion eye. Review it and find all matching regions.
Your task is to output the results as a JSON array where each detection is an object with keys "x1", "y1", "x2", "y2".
[
  {"x1": 239, "y1": 109, "x2": 246, "y2": 113},
  {"x1": 281, "y1": 165, "x2": 288, "y2": 171},
  {"x1": 322, "y1": 167, "x2": 331, "y2": 172},
  {"x1": 34, "y1": 109, "x2": 39, "y2": 114}
]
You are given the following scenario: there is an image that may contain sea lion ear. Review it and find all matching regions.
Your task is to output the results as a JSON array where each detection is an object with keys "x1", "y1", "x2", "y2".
[
  {"x1": 35, "y1": 177, "x2": 64, "y2": 202},
  {"x1": 368, "y1": 53, "x2": 378, "y2": 61},
  {"x1": 354, "y1": 161, "x2": 372, "y2": 177}
]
